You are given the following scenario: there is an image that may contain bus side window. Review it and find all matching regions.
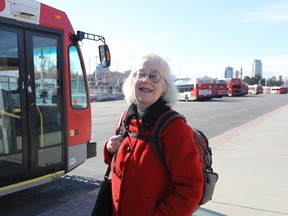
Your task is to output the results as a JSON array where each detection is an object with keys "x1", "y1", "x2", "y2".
[{"x1": 68, "y1": 46, "x2": 88, "y2": 109}]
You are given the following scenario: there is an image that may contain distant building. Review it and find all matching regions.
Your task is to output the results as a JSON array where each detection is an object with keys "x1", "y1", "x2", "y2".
[
  {"x1": 95, "y1": 64, "x2": 110, "y2": 85},
  {"x1": 252, "y1": 59, "x2": 262, "y2": 77},
  {"x1": 96, "y1": 64, "x2": 110, "y2": 73},
  {"x1": 195, "y1": 76, "x2": 216, "y2": 83},
  {"x1": 224, "y1": 66, "x2": 233, "y2": 78},
  {"x1": 235, "y1": 70, "x2": 240, "y2": 78}
]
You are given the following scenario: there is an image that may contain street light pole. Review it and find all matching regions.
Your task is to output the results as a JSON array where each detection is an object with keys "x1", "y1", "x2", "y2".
[
  {"x1": 89, "y1": 56, "x2": 91, "y2": 75},
  {"x1": 95, "y1": 56, "x2": 98, "y2": 87}
]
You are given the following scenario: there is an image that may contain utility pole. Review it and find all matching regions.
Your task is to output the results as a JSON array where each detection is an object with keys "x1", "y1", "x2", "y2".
[{"x1": 95, "y1": 56, "x2": 98, "y2": 86}]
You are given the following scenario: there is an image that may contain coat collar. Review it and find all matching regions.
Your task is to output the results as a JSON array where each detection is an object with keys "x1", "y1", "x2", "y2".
[{"x1": 124, "y1": 97, "x2": 170, "y2": 132}]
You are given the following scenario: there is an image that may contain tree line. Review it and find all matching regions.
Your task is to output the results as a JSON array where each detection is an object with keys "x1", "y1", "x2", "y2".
[{"x1": 242, "y1": 75, "x2": 285, "y2": 86}]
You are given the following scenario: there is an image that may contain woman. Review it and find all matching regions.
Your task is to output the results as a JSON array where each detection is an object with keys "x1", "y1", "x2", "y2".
[{"x1": 104, "y1": 53, "x2": 203, "y2": 216}]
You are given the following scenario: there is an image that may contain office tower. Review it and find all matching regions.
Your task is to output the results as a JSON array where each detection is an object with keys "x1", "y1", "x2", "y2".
[
  {"x1": 224, "y1": 66, "x2": 233, "y2": 78},
  {"x1": 252, "y1": 59, "x2": 262, "y2": 77}
]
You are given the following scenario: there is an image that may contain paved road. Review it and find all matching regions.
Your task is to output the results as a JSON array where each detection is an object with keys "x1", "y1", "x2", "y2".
[{"x1": 0, "y1": 93, "x2": 287, "y2": 215}]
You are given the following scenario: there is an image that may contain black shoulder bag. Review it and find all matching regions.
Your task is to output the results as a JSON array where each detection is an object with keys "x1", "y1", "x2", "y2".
[{"x1": 91, "y1": 165, "x2": 112, "y2": 216}]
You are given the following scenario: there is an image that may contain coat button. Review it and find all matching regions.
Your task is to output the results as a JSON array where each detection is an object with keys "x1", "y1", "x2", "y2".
[
  {"x1": 115, "y1": 197, "x2": 119, "y2": 203},
  {"x1": 126, "y1": 146, "x2": 131, "y2": 152}
]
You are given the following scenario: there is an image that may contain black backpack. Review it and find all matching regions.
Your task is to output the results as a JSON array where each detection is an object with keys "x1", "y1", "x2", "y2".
[{"x1": 126, "y1": 109, "x2": 218, "y2": 206}]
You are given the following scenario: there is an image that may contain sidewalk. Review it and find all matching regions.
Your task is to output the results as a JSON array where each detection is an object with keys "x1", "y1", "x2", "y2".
[{"x1": 197, "y1": 104, "x2": 288, "y2": 216}]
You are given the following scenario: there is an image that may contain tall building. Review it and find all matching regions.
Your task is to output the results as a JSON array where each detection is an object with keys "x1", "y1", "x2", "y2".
[
  {"x1": 252, "y1": 59, "x2": 262, "y2": 77},
  {"x1": 224, "y1": 66, "x2": 233, "y2": 78},
  {"x1": 235, "y1": 70, "x2": 240, "y2": 78}
]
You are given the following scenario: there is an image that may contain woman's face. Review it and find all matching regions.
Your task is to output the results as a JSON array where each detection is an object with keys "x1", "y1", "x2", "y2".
[{"x1": 132, "y1": 57, "x2": 166, "y2": 111}]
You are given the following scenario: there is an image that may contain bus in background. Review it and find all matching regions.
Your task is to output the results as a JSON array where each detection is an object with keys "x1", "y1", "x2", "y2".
[
  {"x1": 0, "y1": 0, "x2": 111, "y2": 196},
  {"x1": 241, "y1": 82, "x2": 248, "y2": 96},
  {"x1": 270, "y1": 86, "x2": 280, "y2": 94},
  {"x1": 277, "y1": 87, "x2": 288, "y2": 94},
  {"x1": 217, "y1": 81, "x2": 228, "y2": 97},
  {"x1": 257, "y1": 84, "x2": 263, "y2": 94},
  {"x1": 248, "y1": 84, "x2": 263, "y2": 95},
  {"x1": 224, "y1": 78, "x2": 242, "y2": 96},
  {"x1": 195, "y1": 77, "x2": 214, "y2": 100},
  {"x1": 175, "y1": 78, "x2": 213, "y2": 101},
  {"x1": 263, "y1": 86, "x2": 271, "y2": 94},
  {"x1": 211, "y1": 83, "x2": 221, "y2": 98},
  {"x1": 270, "y1": 86, "x2": 288, "y2": 94}
]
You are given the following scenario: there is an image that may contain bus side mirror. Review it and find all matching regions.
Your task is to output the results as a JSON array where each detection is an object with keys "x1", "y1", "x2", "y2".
[{"x1": 99, "y1": 45, "x2": 111, "y2": 68}]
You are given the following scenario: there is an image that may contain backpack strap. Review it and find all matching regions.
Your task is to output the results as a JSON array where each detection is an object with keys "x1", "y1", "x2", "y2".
[
  {"x1": 115, "y1": 111, "x2": 126, "y2": 135},
  {"x1": 128, "y1": 132, "x2": 165, "y2": 163},
  {"x1": 150, "y1": 109, "x2": 186, "y2": 143},
  {"x1": 113, "y1": 111, "x2": 128, "y2": 175},
  {"x1": 129, "y1": 109, "x2": 185, "y2": 165}
]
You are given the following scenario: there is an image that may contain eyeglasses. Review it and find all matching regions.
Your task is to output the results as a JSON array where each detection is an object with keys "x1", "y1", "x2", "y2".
[{"x1": 133, "y1": 71, "x2": 165, "y2": 83}]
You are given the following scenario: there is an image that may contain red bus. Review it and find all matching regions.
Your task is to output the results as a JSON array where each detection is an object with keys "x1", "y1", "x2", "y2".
[
  {"x1": 241, "y1": 82, "x2": 248, "y2": 96},
  {"x1": 270, "y1": 86, "x2": 288, "y2": 94},
  {"x1": 224, "y1": 78, "x2": 242, "y2": 96},
  {"x1": 217, "y1": 82, "x2": 228, "y2": 97},
  {"x1": 211, "y1": 83, "x2": 221, "y2": 98},
  {"x1": 175, "y1": 79, "x2": 213, "y2": 101},
  {"x1": 0, "y1": 0, "x2": 110, "y2": 195},
  {"x1": 278, "y1": 87, "x2": 288, "y2": 94}
]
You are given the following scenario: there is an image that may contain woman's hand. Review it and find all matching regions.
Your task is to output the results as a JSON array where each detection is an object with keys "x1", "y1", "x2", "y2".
[{"x1": 106, "y1": 135, "x2": 123, "y2": 154}]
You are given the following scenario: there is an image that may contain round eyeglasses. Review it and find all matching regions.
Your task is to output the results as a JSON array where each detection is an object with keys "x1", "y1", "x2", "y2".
[{"x1": 133, "y1": 71, "x2": 164, "y2": 83}]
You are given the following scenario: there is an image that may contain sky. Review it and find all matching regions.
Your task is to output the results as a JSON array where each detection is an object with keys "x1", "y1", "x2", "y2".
[{"x1": 39, "y1": 0, "x2": 288, "y2": 80}]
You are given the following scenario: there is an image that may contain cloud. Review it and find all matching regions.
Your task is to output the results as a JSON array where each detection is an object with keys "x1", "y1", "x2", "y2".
[{"x1": 243, "y1": 2, "x2": 288, "y2": 23}]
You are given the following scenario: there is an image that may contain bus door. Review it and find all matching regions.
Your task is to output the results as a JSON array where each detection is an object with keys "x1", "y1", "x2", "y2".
[{"x1": 0, "y1": 25, "x2": 64, "y2": 187}]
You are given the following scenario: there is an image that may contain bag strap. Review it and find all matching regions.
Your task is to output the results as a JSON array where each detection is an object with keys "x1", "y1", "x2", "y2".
[
  {"x1": 111, "y1": 111, "x2": 127, "y2": 178},
  {"x1": 104, "y1": 165, "x2": 111, "y2": 180},
  {"x1": 129, "y1": 109, "x2": 185, "y2": 165},
  {"x1": 150, "y1": 109, "x2": 186, "y2": 142},
  {"x1": 115, "y1": 111, "x2": 126, "y2": 135},
  {"x1": 128, "y1": 131, "x2": 165, "y2": 164}
]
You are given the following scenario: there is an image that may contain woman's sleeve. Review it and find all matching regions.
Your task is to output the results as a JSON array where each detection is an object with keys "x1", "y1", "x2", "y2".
[
  {"x1": 103, "y1": 141, "x2": 113, "y2": 165},
  {"x1": 103, "y1": 112, "x2": 125, "y2": 165}
]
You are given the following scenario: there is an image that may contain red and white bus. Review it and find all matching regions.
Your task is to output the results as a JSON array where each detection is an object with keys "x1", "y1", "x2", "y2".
[
  {"x1": 270, "y1": 86, "x2": 288, "y2": 94},
  {"x1": 241, "y1": 82, "x2": 248, "y2": 96},
  {"x1": 263, "y1": 86, "x2": 271, "y2": 94},
  {"x1": 211, "y1": 83, "x2": 221, "y2": 98},
  {"x1": 175, "y1": 78, "x2": 213, "y2": 101},
  {"x1": 216, "y1": 81, "x2": 228, "y2": 97},
  {"x1": 0, "y1": 0, "x2": 110, "y2": 195},
  {"x1": 224, "y1": 78, "x2": 242, "y2": 96}
]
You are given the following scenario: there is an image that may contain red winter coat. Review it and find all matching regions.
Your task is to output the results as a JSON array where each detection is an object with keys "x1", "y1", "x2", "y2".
[{"x1": 104, "y1": 110, "x2": 203, "y2": 216}]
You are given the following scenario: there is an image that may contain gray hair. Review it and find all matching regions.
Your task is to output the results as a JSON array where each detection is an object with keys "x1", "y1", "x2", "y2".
[{"x1": 122, "y1": 53, "x2": 177, "y2": 106}]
